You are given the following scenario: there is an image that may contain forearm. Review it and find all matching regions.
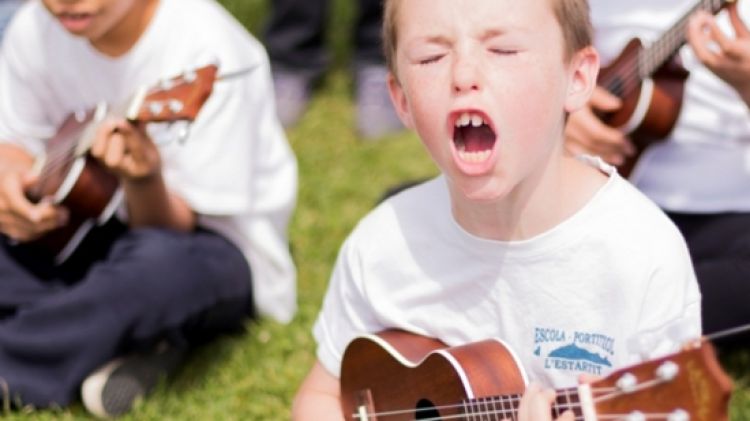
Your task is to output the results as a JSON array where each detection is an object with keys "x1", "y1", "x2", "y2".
[
  {"x1": 123, "y1": 172, "x2": 196, "y2": 231},
  {"x1": 0, "y1": 143, "x2": 34, "y2": 175},
  {"x1": 292, "y1": 362, "x2": 345, "y2": 421},
  {"x1": 292, "y1": 391, "x2": 345, "y2": 421}
]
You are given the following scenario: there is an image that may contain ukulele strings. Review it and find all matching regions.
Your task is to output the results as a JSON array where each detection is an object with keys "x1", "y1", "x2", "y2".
[
  {"x1": 351, "y1": 385, "x2": 671, "y2": 421},
  {"x1": 598, "y1": 0, "x2": 723, "y2": 97},
  {"x1": 33, "y1": 71, "x2": 200, "y2": 186}
]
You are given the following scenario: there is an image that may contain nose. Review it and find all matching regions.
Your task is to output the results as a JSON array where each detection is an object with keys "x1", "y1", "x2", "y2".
[{"x1": 452, "y1": 52, "x2": 481, "y2": 94}]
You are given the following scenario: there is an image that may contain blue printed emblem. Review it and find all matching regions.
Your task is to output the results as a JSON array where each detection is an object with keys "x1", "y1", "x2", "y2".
[{"x1": 534, "y1": 327, "x2": 614, "y2": 376}]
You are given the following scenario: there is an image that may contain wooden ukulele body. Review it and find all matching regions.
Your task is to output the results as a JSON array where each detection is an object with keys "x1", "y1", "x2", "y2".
[
  {"x1": 340, "y1": 330, "x2": 527, "y2": 421},
  {"x1": 25, "y1": 110, "x2": 122, "y2": 262},
  {"x1": 20, "y1": 64, "x2": 218, "y2": 264},
  {"x1": 598, "y1": 38, "x2": 689, "y2": 176},
  {"x1": 340, "y1": 330, "x2": 732, "y2": 421}
]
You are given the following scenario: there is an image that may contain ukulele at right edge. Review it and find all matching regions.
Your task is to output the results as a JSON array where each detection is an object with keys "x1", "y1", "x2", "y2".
[{"x1": 596, "y1": 0, "x2": 735, "y2": 177}]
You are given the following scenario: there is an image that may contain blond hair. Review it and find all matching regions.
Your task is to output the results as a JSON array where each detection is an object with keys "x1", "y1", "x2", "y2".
[{"x1": 382, "y1": 0, "x2": 593, "y2": 76}]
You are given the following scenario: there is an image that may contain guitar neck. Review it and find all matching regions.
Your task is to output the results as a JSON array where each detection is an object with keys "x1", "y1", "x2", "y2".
[
  {"x1": 640, "y1": 0, "x2": 730, "y2": 78},
  {"x1": 461, "y1": 387, "x2": 583, "y2": 419}
]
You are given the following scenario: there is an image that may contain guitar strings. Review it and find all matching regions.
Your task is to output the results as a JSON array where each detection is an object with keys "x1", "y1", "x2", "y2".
[
  {"x1": 350, "y1": 385, "x2": 671, "y2": 421},
  {"x1": 31, "y1": 77, "x2": 195, "y2": 189},
  {"x1": 598, "y1": 0, "x2": 722, "y2": 100}
]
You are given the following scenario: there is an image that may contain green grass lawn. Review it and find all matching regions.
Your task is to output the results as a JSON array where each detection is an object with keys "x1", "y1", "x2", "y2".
[{"x1": 7, "y1": 1, "x2": 750, "y2": 419}]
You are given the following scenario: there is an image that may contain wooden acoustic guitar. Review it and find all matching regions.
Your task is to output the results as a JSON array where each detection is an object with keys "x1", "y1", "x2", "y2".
[
  {"x1": 22, "y1": 64, "x2": 218, "y2": 264},
  {"x1": 341, "y1": 330, "x2": 733, "y2": 421},
  {"x1": 597, "y1": 0, "x2": 734, "y2": 176}
]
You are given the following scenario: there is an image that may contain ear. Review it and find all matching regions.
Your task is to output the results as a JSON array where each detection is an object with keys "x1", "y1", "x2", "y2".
[
  {"x1": 387, "y1": 72, "x2": 415, "y2": 129},
  {"x1": 564, "y1": 46, "x2": 600, "y2": 113}
]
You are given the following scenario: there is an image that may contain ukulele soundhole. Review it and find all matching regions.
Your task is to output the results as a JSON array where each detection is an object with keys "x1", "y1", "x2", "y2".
[
  {"x1": 415, "y1": 399, "x2": 441, "y2": 420},
  {"x1": 606, "y1": 76, "x2": 625, "y2": 98}
]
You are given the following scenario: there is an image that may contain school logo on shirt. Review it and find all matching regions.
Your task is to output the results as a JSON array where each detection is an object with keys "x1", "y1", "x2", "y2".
[{"x1": 533, "y1": 327, "x2": 614, "y2": 376}]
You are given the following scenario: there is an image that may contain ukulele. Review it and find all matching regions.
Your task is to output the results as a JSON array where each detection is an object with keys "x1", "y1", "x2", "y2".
[
  {"x1": 341, "y1": 330, "x2": 733, "y2": 421},
  {"x1": 23, "y1": 64, "x2": 218, "y2": 264},
  {"x1": 596, "y1": 0, "x2": 735, "y2": 176}
]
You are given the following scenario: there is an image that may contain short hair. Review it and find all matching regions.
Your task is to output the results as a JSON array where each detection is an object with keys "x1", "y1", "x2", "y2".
[{"x1": 382, "y1": 0, "x2": 593, "y2": 77}]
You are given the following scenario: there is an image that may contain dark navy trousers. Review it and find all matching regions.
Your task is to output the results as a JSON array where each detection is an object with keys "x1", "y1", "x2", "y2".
[
  {"x1": 667, "y1": 212, "x2": 750, "y2": 344},
  {"x1": 0, "y1": 220, "x2": 253, "y2": 407},
  {"x1": 263, "y1": 0, "x2": 385, "y2": 77}
]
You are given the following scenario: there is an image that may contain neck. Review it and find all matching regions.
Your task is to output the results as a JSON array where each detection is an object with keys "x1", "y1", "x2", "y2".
[
  {"x1": 91, "y1": 0, "x2": 159, "y2": 57},
  {"x1": 450, "y1": 153, "x2": 602, "y2": 241}
]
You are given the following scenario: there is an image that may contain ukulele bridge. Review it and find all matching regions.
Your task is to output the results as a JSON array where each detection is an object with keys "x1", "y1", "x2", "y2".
[{"x1": 354, "y1": 389, "x2": 376, "y2": 421}]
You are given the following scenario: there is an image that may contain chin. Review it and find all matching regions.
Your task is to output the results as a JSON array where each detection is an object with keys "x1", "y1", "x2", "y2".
[{"x1": 452, "y1": 176, "x2": 510, "y2": 203}]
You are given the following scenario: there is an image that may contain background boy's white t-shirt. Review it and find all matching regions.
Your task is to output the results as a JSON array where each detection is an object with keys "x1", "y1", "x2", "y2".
[
  {"x1": 0, "y1": 0, "x2": 298, "y2": 323},
  {"x1": 314, "y1": 162, "x2": 701, "y2": 388},
  {"x1": 590, "y1": 0, "x2": 750, "y2": 213}
]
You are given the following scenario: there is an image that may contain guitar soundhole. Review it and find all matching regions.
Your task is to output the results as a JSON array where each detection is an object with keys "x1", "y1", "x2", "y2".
[
  {"x1": 415, "y1": 399, "x2": 441, "y2": 420},
  {"x1": 606, "y1": 77, "x2": 625, "y2": 98}
]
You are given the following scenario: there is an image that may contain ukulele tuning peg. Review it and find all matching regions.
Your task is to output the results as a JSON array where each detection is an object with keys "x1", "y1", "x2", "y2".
[
  {"x1": 168, "y1": 100, "x2": 184, "y2": 114},
  {"x1": 149, "y1": 101, "x2": 164, "y2": 116},
  {"x1": 183, "y1": 70, "x2": 197, "y2": 83},
  {"x1": 655, "y1": 360, "x2": 679, "y2": 381},
  {"x1": 616, "y1": 372, "x2": 638, "y2": 393},
  {"x1": 159, "y1": 78, "x2": 175, "y2": 91},
  {"x1": 667, "y1": 409, "x2": 689, "y2": 421},
  {"x1": 624, "y1": 411, "x2": 646, "y2": 421}
]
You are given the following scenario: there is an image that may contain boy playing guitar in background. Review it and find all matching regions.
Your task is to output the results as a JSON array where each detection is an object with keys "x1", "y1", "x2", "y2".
[
  {"x1": 0, "y1": 0, "x2": 297, "y2": 417},
  {"x1": 567, "y1": 0, "x2": 750, "y2": 343}
]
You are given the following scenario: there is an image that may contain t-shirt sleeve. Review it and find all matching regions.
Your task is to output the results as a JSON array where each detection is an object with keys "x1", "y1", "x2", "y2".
[
  {"x1": 157, "y1": 40, "x2": 292, "y2": 217},
  {"x1": 629, "y1": 230, "x2": 702, "y2": 361},
  {"x1": 312, "y1": 233, "x2": 384, "y2": 378}
]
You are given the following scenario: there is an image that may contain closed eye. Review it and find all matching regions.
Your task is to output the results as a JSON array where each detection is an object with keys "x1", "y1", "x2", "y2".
[
  {"x1": 489, "y1": 48, "x2": 518, "y2": 56},
  {"x1": 418, "y1": 55, "x2": 445, "y2": 65}
]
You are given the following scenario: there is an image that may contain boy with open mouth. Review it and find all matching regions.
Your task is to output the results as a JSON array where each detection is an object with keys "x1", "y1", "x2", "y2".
[{"x1": 293, "y1": 0, "x2": 701, "y2": 420}]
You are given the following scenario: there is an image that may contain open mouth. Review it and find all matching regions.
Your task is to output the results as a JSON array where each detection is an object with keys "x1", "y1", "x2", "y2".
[{"x1": 453, "y1": 111, "x2": 497, "y2": 163}]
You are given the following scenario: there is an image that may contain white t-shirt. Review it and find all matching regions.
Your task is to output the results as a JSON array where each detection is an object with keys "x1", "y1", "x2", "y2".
[
  {"x1": 314, "y1": 161, "x2": 701, "y2": 388},
  {"x1": 590, "y1": 0, "x2": 750, "y2": 213},
  {"x1": 0, "y1": 0, "x2": 298, "y2": 323}
]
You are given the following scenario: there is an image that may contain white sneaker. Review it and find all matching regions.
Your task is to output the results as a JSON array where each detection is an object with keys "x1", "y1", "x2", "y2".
[{"x1": 81, "y1": 344, "x2": 185, "y2": 418}]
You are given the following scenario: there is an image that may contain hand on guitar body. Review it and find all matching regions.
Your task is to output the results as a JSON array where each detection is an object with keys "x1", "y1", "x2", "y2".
[
  {"x1": 687, "y1": 2, "x2": 750, "y2": 106},
  {"x1": 0, "y1": 144, "x2": 68, "y2": 242},
  {"x1": 564, "y1": 87, "x2": 635, "y2": 167}
]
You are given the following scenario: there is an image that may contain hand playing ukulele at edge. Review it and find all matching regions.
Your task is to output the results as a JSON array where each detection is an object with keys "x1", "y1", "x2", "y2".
[
  {"x1": 90, "y1": 117, "x2": 162, "y2": 183},
  {"x1": 0, "y1": 146, "x2": 68, "y2": 242},
  {"x1": 687, "y1": 2, "x2": 750, "y2": 106},
  {"x1": 564, "y1": 86, "x2": 636, "y2": 167},
  {"x1": 503, "y1": 383, "x2": 575, "y2": 421}
]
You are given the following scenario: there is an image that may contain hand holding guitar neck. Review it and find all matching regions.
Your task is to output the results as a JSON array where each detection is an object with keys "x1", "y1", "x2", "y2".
[
  {"x1": 90, "y1": 118, "x2": 161, "y2": 183},
  {"x1": 515, "y1": 384, "x2": 575, "y2": 421},
  {"x1": 686, "y1": 2, "x2": 750, "y2": 105}
]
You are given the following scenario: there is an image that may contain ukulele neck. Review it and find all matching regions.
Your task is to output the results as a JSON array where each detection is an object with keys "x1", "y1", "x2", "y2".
[
  {"x1": 639, "y1": 0, "x2": 730, "y2": 78},
  {"x1": 459, "y1": 386, "x2": 586, "y2": 420}
]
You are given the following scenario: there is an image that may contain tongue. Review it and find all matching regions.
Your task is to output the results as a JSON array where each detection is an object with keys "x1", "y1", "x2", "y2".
[{"x1": 458, "y1": 125, "x2": 495, "y2": 152}]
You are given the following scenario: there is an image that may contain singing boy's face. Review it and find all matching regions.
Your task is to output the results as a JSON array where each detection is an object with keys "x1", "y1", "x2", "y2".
[
  {"x1": 388, "y1": 0, "x2": 597, "y2": 203},
  {"x1": 41, "y1": 0, "x2": 155, "y2": 55}
]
